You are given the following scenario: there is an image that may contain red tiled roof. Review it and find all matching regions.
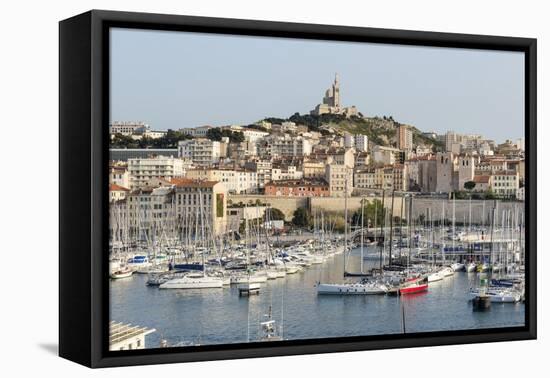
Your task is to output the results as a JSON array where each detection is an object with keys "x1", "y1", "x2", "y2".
[
  {"x1": 109, "y1": 184, "x2": 130, "y2": 192},
  {"x1": 473, "y1": 175, "x2": 490, "y2": 184}
]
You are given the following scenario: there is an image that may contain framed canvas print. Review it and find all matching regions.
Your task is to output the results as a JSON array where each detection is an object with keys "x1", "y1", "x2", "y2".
[{"x1": 59, "y1": 10, "x2": 536, "y2": 368}]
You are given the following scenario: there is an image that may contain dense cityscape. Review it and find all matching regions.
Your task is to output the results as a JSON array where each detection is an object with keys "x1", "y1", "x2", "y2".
[{"x1": 108, "y1": 74, "x2": 525, "y2": 351}]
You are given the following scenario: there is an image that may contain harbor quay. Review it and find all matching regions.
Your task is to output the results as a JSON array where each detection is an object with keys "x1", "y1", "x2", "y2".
[{"x1": 228, "y1": 194, "x2": 524, "y2": 225}]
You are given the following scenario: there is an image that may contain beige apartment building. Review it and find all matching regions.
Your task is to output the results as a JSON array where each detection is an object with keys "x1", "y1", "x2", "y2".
[{"x1": 325, "y1": 164, "x2": 353, "y2": 197}]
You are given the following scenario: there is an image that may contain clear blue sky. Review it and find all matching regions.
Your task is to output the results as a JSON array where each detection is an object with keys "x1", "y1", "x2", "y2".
[{"x1": 110, "y1": 28, "x2": 525, "y2": 143}]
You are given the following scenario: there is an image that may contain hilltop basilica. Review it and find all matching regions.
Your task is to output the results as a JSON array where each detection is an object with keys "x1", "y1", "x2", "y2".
[{"x1": 310, "y1": 73, "x2": 359, "y2": 117}]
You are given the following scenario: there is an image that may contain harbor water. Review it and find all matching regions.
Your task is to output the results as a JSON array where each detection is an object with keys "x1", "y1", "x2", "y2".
[{"x1": 110, "y1": 247, "x2": 525, "y2": 348}]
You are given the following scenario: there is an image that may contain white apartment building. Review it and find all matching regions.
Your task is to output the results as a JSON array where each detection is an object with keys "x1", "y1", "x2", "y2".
[
  {"x1": 127, "y1": 156, "x2": 185, "y2": 189},
  {"x1": 259, "y1": 135, "x2": 312, "y2": 157},
  {"x1": 110, "y1": 121, "x2": 149, "y2": 136},
  {"x1": 185, "y1": 168, "x2": 258, "y2": 194},
  {"x1": 355, "y1": 134, "x2": 368, "y2": 152},
  {"x1": 178, "y1": 138, "x2": 221, "y2": 166}
]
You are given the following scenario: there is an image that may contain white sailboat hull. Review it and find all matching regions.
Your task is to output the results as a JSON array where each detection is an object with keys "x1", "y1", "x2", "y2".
[
  {"x1": 427, "y1": 271, "x2": 444, "y2": 282},
  {"x1": 317, "y1": 283, "x2": 387, "y2": 295},
  {"x1": 159, "y1": 276, "x2": 223, "y2": 289},
  {"x1": 230, "y1": 274, "x2": 268, "y2": 284},
  {"x1": 468, "y1": 289, "x2": 521, "y2": 303}
]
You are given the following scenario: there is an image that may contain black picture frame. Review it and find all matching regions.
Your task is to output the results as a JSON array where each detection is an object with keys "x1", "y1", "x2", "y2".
[{"x1": 59, "y1": 9, "x2": 537, "y2": 368}]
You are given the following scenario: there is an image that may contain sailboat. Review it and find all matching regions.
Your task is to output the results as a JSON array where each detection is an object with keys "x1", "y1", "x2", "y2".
[
  {"x1": 317, "y1": 182, "x2": 387, "y2": 295},
  {"x1": 110, "y1": 266, "x2": 133, "y2": 279},
  {"x1": 399, "y1": 276, "x2": 428, "y2": 295},
  {"x1": 159, "y1": 189, "x2": 223, "y2": 289}
]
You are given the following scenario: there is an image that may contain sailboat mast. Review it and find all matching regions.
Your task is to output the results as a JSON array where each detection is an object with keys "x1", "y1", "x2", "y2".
[
  {"x1": 379, "y1": 190, "x2": 385, "y2": 272},
  {"x1": 343, "y1": 173, "x2": 349, "y2": 276},
  {"x1": 408, "y1": 195, "x2": 413, "y2": 271},
  {"x1": 360, "y1": 197, "x2": 364, "y2": 274},
  {"x1": 389, "y1": 190, "x2": 395, "y2": 266}
]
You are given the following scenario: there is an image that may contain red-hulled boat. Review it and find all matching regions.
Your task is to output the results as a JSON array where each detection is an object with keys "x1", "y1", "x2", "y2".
[{"x1": 399, "y1": 277, "x2": 428, "y2": 295}]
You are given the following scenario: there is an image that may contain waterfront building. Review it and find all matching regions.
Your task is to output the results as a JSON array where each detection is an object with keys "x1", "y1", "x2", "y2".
[
  {"x1": 396, "y1": 125, "x2": 413, "y2": 151},
  {"x1": 127, "y1": 156, "x2": 186, "y2": 189},
  {"x1": 264, "y1": 179, "x2": 329, "y2": 197},
  {"x1": 178, "y1": 138, "x2": 221, "y2": 165},
  {"x1": 171, "y1": 178, "x2": 228, "y2": 235},
  {"x1": 125, "y1": 186, "x2": 176, "y2": 239},
  {"x1": 244, "y1": 160, "x2": 273, "y2": 190},
  {"x1": 325, "y1": 164, "x2": 353, "y2": 197},
  {"x1": 109, "y1": 321, "x2": 155, "y2": 351}
]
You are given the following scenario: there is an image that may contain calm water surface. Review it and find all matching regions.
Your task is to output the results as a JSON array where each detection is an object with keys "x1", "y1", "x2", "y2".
[{"x1": 110, "y1": 247, "x2": 525, "y2": 348}]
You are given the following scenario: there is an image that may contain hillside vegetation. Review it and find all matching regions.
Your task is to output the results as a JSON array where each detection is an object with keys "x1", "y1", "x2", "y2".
[{"x1": 263, "y1": 113, "x2": 444, "y2": 151}]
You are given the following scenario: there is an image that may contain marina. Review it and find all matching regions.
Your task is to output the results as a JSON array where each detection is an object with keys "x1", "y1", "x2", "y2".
[
  {"x1": 110, "y1": 238, "x2": 525, "y2": 348},
  {"x1": 110, "y1": 191, "x2": 526, "y2": 348}
]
